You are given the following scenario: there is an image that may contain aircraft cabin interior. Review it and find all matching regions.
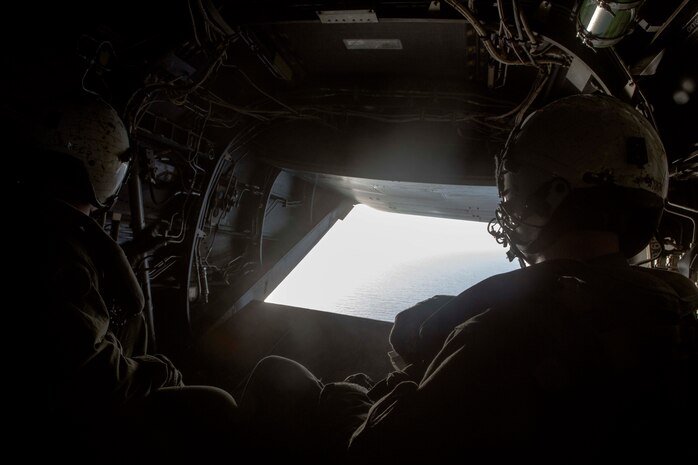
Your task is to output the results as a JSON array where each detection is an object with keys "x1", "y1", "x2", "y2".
[{"x1": 4, "y1": 0, "x2": 697, "y2": 459}]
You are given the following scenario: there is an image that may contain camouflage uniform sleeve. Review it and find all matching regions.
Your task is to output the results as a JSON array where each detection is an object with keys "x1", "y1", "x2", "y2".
[{"x1": 49, "y1": 262, "x2": 183, "y2": 416}]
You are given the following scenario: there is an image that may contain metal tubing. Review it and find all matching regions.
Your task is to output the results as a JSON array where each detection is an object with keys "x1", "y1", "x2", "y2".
[{"x1": 128, "y1": 155, "x2": 157, "y2": 350}]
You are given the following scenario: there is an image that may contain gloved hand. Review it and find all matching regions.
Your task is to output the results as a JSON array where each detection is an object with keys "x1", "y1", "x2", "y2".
[
  {"x1": 389, "y1": 295, "x2": 455, "y2": 365},
  {"x1": 134, "y1": 353, "x2": 185, "y2": 387}
]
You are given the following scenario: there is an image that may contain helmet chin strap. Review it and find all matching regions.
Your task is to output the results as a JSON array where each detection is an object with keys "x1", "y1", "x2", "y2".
[
  {"x1": 489, "y1": 205, "x2": 535, "y2": 266},
  {"x1": 90, "y1": 197, "x2": 116, "y2": 218}
]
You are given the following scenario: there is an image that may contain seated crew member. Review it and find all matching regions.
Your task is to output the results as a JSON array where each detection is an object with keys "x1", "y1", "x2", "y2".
[
  {"x1": 240, "y1": 94, "x2": 697, "y2": 464},
  {"x1": 8, "y1": 94, "x2": 241, "y2": 463},
  {"x1": 348, "y1": 93, "x2": 698, "y2": 463}
]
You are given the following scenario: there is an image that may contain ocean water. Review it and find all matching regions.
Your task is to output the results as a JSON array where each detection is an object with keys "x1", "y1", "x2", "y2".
[
  {"x1": 265, "y1": 204, "x2": 521, "y2": 322},
  {"x1": 267, "y1": 251, "x2": 519, "y2": 322}
]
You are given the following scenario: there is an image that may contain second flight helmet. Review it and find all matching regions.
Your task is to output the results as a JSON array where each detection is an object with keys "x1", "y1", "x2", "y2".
[{"x1": 30, "y1": 95, "x2": 131, "y2": 208}]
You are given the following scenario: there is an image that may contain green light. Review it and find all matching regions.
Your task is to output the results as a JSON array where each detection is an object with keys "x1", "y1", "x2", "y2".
[{"x1": 576, "y1": 0, "x2": 644, "y2": 48}]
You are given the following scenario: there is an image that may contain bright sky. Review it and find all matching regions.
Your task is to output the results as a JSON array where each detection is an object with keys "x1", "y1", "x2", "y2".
[{"x1": 265, "y1": 204, "x2": 519, "y2": 321}]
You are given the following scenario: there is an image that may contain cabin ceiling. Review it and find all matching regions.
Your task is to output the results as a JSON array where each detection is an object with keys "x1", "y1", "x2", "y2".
[{"x1": 5, "y1": 0, "x2": 697, "y2": 216}]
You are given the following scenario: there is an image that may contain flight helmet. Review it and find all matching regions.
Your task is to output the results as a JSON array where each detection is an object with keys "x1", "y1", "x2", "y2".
[
  {"x1": 30, "y1": 95, "x2": 131, "y2": 208},
  {"x1": 490, "y1": 93, "x2": 668, "y2": 262}
]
